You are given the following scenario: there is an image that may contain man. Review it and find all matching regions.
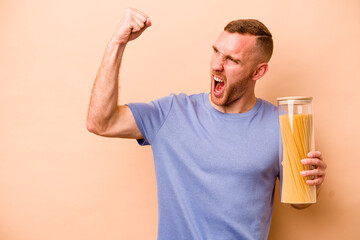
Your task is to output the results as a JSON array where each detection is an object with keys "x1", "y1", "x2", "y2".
[{"x1": 87, "y1": 8, "x2": 327, "y2": 240}]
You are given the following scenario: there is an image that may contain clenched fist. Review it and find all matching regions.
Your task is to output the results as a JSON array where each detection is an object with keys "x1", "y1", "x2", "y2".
[{"x1": 111, "y1": 8, "x2": 152, "y2": 44}]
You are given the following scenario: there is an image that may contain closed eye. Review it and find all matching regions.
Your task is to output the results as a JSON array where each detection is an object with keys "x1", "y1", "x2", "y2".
[
  {"x1": 226, "y1": 56, "x2": 240, "y2": 64},
  {"x1": 212, "y1": 46, "x2": 241, "y2": 64}
]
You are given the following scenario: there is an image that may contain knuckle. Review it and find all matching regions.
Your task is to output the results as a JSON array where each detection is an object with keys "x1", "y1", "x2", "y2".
[{"x1": 125, "y1": 13, "x2": 132, "y2": 20}]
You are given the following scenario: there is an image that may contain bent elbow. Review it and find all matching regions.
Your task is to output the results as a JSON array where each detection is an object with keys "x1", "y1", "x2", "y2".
[
  {"x1": 86, "y1": 118, "x2": 104, "y2": 135},
  {"x1": 87, "y1": 118, "x2": 113, "y2": 136},
  {"x1": 87, "y1": 121, "x2": 98, "y2": 134}
]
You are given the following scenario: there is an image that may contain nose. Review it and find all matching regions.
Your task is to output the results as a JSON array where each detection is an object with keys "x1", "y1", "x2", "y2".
[{"x1": 211, "y1": 53, "x2": 224, "y2": 72}]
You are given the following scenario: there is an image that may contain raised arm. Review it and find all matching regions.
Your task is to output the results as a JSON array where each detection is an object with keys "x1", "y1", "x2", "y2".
[{"x1": 87, "y1": 8, "x2": 151, "y2": 138}]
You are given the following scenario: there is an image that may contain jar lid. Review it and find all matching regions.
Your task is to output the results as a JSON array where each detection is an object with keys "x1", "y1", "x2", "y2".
[{"x1": 277, "y1": 96, "x2": 313, "y2": 105}]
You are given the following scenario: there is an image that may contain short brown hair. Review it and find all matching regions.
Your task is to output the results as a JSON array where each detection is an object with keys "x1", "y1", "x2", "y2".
[{"x1": 224, "y1": 19, "x2": 273, "y2": 62}]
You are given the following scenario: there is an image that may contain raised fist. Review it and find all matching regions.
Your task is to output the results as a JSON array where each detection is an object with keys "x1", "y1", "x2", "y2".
[{"x1": 111, "y1": 8, "x2": 152, "y2": 44}]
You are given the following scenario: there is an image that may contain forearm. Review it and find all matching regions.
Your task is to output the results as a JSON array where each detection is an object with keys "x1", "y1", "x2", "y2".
[{"x1": 87, "y1": 41, "x2": 126, "y2": 133}]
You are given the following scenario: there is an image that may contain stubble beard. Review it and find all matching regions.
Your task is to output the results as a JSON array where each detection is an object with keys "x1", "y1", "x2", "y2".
[{"x1": 210, "y1": 76, "x2": 250, "y2": 108}]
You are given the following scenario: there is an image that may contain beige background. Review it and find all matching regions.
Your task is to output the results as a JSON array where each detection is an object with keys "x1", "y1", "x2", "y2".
[{"x1": 1, "y1": 0, "x2": 359, "y2": 239}]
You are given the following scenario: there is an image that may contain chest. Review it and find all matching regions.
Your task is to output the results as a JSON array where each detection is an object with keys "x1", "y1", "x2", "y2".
[{"x1": 155, "y1": 110, "x2": 279, "y2": 179}]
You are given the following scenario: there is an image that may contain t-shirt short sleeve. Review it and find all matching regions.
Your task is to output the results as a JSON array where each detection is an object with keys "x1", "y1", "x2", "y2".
[{"x1": 127, "y1": 94, "x2": 175, "y2": 146}]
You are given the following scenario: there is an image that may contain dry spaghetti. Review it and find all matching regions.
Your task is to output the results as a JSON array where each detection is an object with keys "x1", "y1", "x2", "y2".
[{"x1": 280, "y1": 113, "x2": 316, "y2": 203}]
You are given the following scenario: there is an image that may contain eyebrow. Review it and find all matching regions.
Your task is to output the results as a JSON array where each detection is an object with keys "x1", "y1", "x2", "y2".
[{"x1": 212, "y1": 45, "x2": 242, "y2": 64}]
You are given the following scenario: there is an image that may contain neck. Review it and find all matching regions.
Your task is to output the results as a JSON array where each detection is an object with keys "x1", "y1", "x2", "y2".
[{"x1": 209, "y1": 92, "x2": 257, "y2": 114}]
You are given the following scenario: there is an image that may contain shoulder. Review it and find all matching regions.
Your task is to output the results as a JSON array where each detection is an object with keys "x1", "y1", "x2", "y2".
[
  {"x1": 259, "y1": 98, "x2": 277, "y2": 110},
  {"x1": 257, "y1": 98, "x2": 279, "y2": 126},
  {"x1": 258, "y1": 98, "x2": 278, "y2": 115},
  {"x1": 169, "y1": 92, "x2": 205, "y2": 106},
  {"x1": 172, "y1": 92, "x2": 204, "y2": 101}
]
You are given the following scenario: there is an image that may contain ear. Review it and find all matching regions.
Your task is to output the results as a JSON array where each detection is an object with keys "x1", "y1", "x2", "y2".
[{"x1": 251, "y1": 63, "x2": 269, "y2": 81}]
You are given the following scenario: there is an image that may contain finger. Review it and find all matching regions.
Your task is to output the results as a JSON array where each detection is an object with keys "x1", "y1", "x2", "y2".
[
  {"x1": 130, "y1": 16, "x2": 146, "y2": 31},
  {"x1": 305, "y1": 177, "x2": 324, "y2": 186},
  {"x1": 301, "y1": 158, "x2": 327, "y2": 169},
  {"x1": 124, "y1": 8, "x2": 147, "y2": 28},
  {"x1": 128, "y1": 8, "x2": 149, "y2": 23},
  {"x1": 300, "y1": 168, "x2": 326, "y2": 177},
  {"x1": 145, "y1": 17, "x2": 152, "y2": 27},
  {"x1": 307, "y1": 151, "x2": 322, "y2": 160}
]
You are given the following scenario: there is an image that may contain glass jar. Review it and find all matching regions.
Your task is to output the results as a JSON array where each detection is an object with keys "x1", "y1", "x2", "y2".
[{"x1": 277, "y1": 96, "x2": 316, "y2": 204}]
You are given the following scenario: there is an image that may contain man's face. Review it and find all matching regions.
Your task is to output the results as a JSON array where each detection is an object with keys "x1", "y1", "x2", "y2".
[{"x1": 210, "y1": 31, "x2": 259, "y2": 108}]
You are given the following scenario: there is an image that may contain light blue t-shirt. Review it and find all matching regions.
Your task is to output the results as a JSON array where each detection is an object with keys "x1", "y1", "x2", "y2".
[{"x1": 128, "y1": 93, "x2": 281, "y2": 240}]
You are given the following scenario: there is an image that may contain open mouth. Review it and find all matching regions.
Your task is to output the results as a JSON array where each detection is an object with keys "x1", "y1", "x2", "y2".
[{"x1": 213, "y1": 75, "x2": 225, "y2": 96}]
